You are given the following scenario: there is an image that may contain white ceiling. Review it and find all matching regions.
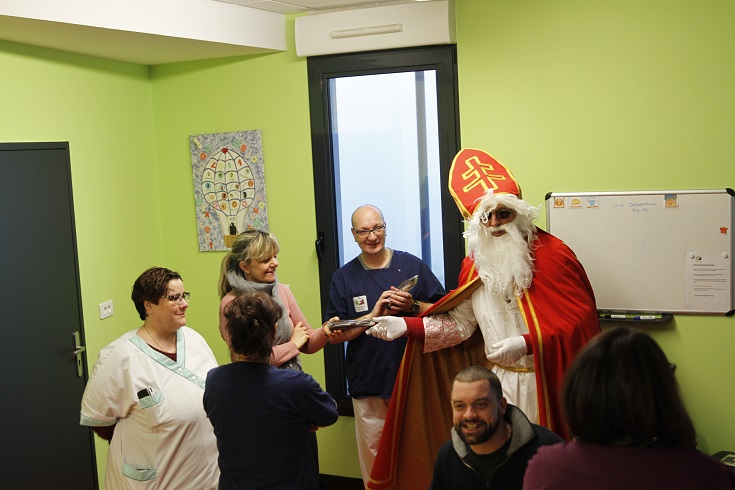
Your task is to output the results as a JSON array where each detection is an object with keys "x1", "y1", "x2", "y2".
[
  {"x1": 0, "y1": 15, "x2": 269, "y2": 65},
  {"x1": 0, "y1": 0, "x2": 438, "y2": 65},
  {"x1": 214, "y1": 0, "x2": 430, "y2": 15}
]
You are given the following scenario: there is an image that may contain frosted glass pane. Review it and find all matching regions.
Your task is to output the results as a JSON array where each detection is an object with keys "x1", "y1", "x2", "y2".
[{"x1": 331, "y1": 71, "x2": 445, "y2": 285}]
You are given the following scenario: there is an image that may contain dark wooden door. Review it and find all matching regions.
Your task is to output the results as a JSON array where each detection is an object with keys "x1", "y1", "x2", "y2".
[{"x1": 0, "y1": 142, "x2": 97, "y2": 489}]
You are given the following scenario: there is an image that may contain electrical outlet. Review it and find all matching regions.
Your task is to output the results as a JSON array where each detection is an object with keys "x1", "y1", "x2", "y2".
[{"x1": 99, "y1": 300, "x2": 114, "y2": 319}]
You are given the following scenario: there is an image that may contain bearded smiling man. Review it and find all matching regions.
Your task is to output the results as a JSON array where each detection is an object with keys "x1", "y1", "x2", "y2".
[
  {"x1": 365, "y1": 149, "x2": 600, "y2": 490},
  {"x1": 430, "y1": 366, "x2": 562, "y2": 490}
]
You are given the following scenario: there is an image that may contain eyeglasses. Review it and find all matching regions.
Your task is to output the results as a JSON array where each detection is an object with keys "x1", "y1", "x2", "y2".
[
  {"x1": 479, "y1": 208, "x2": 515, "y2": 224},
  {"x1": 163, "y1": 291, "x2": 191, "y2": 304},
  {"x1": 354, "y1": 225, "x2": 386, "y2": 237}
]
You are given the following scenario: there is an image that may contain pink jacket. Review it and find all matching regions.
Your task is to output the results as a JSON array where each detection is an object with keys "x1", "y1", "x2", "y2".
[{"x1": 219, "y1": 284, "x2": 328, "y2": 366}]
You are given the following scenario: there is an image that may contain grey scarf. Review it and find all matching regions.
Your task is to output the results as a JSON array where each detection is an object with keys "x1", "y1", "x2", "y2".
[{"x1": 226, "y1": 270, "x2": 302, "y2": 371}]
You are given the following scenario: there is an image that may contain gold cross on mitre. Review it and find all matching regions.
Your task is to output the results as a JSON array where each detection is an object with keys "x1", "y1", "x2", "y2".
[{"x1": 460, "y1": 155, "x2": 508, "y2": 193}]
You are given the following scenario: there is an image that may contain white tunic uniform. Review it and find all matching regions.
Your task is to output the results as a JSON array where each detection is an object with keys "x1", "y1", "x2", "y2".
[
  {"x1": 80, "y1": 327, "x2": 219, "y2": 489},
  {"x1": 441, "y1": 285, "x2": 539, "y2": 423}
]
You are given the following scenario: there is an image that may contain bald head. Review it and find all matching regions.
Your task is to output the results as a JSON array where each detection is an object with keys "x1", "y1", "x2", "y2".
[
  {"x1": 350, "y1": 205, "x2": 387, "y2": 258},
  {"x1": 351, "y1": 205, "x2": 384, "y2": 228}
]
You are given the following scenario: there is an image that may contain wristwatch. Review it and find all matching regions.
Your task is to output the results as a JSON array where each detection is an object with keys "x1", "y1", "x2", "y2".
[{"x1": 411, "y1": 300, "x2": 420, "y2": 315}]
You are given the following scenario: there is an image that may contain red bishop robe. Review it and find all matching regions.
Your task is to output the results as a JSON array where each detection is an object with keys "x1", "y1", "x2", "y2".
[{"x1": 367, "y1": 229, "x2": 600, "y2": 490}]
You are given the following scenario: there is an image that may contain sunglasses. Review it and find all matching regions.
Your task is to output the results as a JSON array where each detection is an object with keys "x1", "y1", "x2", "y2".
[{"x1": 479, "y1": 208, "x2": 515, "y2": 223}]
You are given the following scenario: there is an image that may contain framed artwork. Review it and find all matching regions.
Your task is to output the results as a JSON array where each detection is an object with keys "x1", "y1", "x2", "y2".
[{"x1": 189, "y1": 130, "x2": 269, "y2": 251}]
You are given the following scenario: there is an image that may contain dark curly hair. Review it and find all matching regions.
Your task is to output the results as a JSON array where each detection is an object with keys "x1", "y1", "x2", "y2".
[
  {"x1": 225, "y1": 291, "x2": 282, "y2": 361},
  {"x1": 131, "y1": 267, "x2": 182, "y2": 321}
]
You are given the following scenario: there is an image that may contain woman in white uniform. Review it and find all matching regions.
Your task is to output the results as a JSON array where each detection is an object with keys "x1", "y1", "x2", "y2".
[{"x1": 80, "y1": 267, "x2": 219, "y2": 489}]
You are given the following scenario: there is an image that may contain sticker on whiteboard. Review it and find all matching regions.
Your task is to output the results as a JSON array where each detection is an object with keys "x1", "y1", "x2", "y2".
[
  {"x1": 570, "y1": 197, "x2": 583, "y2": 208},
  {"x1": 553, "y1": 197, "x2": 565, "y2": 208},
  {"x1": 586, "y1": 196, "x2": 599, "y2": 208},
  {"x1": 665, "y1": 194, "x2": 678, "y2": 208}
]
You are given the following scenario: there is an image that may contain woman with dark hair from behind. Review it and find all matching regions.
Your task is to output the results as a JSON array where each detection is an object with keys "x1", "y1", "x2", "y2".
[
  {"x1": 218, "y1": 230, "x2": 331, "y2": 485},
  {"x1": 203, "y1": 291, "x2": 338, "y2": 490},
  {"x1": 523, "y1": 327, "x2": 734, "y2": 490}
]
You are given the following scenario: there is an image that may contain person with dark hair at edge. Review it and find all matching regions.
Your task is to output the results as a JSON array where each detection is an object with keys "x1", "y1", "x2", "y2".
[{"x1": 523, "y1": 327, "x2": 735, "y2": 490}]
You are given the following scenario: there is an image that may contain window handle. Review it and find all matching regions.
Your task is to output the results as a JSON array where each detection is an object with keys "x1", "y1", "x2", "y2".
[{"x1": 315, "y1": 229, "x2": 325, "y2": 263}]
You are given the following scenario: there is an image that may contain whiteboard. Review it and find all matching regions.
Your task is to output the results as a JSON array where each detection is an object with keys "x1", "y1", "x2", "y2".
[{"x1": 546, "y1": 189, "x2": 735, "y2": 315}]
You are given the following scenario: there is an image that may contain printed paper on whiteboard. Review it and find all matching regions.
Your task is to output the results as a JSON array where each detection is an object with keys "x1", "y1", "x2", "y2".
[{"x1": 685, "y1": 250, "x2": 730, "y2": 311}]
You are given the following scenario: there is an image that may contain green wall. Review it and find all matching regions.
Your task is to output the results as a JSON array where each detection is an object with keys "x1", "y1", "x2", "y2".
[
  {"x1": 149, "y1": 17, "x2": 361, "y2": 478},
  {"x1": 454, "y1": 0, "x2": 735, "y2": 455},
  {"x1": 0, "y1": 40, "x2": 167, "y2": 484},
  {"x1": 1, "y1": 0, "x2": 734, "y2": 487}
]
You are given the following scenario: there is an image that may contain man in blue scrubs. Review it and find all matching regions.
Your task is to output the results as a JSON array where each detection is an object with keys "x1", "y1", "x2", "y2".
[{"x1": 324, "y1": 204, "x2": 446, "y2": 486}]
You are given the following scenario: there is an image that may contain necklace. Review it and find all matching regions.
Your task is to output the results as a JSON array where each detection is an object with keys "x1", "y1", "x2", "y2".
[
  {"x1": 143, "y1": 324, "x2": 176, "y2": 354},
  {"x1": 506, "y1": 422, "x2": 513, "y2": 441}
]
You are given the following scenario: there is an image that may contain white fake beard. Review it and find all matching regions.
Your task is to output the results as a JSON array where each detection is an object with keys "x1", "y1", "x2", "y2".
[{"x1": 466, "y1": 220, "x2": 535, "y2": 299}]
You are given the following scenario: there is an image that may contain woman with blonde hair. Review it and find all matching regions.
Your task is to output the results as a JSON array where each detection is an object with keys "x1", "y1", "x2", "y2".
[{"x1": 218, "y1": 229, "x2": 329, "y2": 369}]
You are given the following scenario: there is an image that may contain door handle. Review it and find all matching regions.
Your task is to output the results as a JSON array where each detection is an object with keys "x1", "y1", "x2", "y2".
[{"x1": 72, "y1": 331, "x2": 86, "y2": 378}]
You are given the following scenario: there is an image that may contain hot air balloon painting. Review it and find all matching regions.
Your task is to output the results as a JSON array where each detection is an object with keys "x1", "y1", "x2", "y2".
[{"x1": 190, "y1": 130, "x2": 269, "y2": 251}]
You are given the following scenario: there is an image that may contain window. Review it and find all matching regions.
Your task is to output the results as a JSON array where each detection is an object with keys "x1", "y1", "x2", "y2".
[{"x1": 307, "y1": 45, "x2": 463, "y2": 414}]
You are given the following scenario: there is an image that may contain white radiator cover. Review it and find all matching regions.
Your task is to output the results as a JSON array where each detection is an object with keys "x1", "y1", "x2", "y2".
[{"x1": 295, "y1": 1, "x2": 455, "y2": 57}]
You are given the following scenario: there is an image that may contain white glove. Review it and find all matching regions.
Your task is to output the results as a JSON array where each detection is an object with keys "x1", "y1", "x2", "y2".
[
  {"x1": 486, "y1": 336, "x2": 527, "y2": 365},
  {"x1": 365, "y1": 316, "x2": 407, "y2": 341}
]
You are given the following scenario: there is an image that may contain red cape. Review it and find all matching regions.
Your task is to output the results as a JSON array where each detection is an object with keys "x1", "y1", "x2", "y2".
[{"x1": 368, "y1": 229, "x2": 600, "y2": 490}]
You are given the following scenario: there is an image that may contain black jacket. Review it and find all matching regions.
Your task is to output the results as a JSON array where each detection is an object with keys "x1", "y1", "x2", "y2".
[{"x1": 429, "y1": 405, "x2": 563, "y2": 490}]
